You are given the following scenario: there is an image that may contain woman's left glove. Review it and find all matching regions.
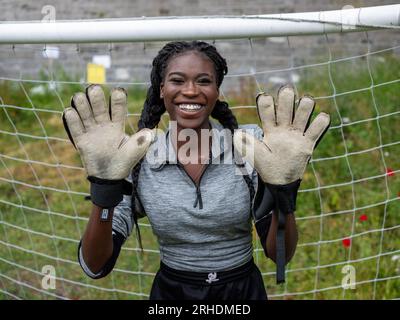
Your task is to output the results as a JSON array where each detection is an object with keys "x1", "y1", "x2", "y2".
[
  {"x1": 233, "y1": 85, "x2": 330, "y2": 213},
  {"x1": 233, "y1": 85, "x2": 330, "y2": 283}
]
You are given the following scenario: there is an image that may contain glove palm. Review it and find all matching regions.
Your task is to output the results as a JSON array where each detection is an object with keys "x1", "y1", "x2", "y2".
[
  {"x1": 234, "y1": 86, "x2": 330, "y2": 185},
  {"x1": 63, "y1": 85, "x2": 154, "y2": 181}
]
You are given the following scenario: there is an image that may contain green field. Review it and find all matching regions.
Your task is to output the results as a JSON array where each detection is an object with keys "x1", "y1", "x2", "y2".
[{"x1": 0, "y1": 52, "x2": 399, "y2": 300}]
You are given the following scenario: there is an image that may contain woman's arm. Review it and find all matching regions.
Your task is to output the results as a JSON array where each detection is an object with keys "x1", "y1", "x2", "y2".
[
  {"x1": 62, "y1": 86, "x2": 154, "y2": 277},
  {"x1": 79, "y1": 193, "x2": 137, "y2": 279},
  {"x1": 234, "y1": 86, "x2": 329, "y2": 282},
  {"x1": 81, "y1": 205, "x2": 114, "y2": 274},
  {"x1": 265, "y1": 211, "x2": 298, "y2": 264}
]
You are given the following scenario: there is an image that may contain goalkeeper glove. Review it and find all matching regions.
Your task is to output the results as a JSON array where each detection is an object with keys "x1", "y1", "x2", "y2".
[
  {"x1": 234, "y1": 85, "x2": 330, "y2": 283},
  {"x1": 62, "y1": 85, "x2": 155, "y2": 210}
]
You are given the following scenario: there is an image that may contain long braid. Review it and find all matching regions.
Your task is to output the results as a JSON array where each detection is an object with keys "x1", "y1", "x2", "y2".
[
  {"x1": 131, "y1": 40, "x2": 254, "y2": 249},
  {"x1": 211, "y1": 100, "x2": 238, "y2": 133},
  {"x1": 131, "y1": 52, "x2": 168, "y2": 249},
  {"x1": 211, "y1": 100, "x2": 255, "y2": 208},
  {"x1": 130, "y1": 86, "x2": 165, "y2": 249}
]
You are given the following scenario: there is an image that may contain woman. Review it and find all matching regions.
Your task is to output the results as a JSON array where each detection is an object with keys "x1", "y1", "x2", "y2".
[{"x1": 62, "y1": 41, "x2": 330, "y2": 300}]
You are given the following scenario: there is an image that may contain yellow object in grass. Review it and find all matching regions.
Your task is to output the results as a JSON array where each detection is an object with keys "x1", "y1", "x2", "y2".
[{"x1": 87, "y1": 63, "x2": 106, "y2": 84}]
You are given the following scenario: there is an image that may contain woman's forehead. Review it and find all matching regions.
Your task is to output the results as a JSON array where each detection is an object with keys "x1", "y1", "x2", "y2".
[{"x1": 165, "y1": 51, "x2": 215, "y2": 75}]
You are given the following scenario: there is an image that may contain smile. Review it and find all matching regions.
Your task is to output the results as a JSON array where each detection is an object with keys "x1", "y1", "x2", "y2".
[{"x1": 178, "y1": 104, "x2": 204, "y2": 112}]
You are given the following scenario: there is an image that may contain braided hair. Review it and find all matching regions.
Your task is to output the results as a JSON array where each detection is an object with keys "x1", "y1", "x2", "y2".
[{"x1": 131, "y1": 41, "x2": 254, "y2": 248}]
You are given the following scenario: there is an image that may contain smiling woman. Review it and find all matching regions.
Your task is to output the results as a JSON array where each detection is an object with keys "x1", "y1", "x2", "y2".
[
  {"x1": 161, "y1": 51, "x2": 219, "y2": 131},
  {"x1": 62, "y1": 40, "x2": 330, "y2": 300},
  {"x1": 161, "y1": 51, "x2": 221, "y2": 183}
]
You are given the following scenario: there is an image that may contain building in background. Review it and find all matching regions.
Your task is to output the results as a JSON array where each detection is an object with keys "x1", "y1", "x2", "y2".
[{"x1": 0, "y1": 0, "x2": 399, "y2": 91}]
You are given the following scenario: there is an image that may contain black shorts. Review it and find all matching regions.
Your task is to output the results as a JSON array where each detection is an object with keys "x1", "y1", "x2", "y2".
[{"x1": 149, "y1": 258, "x2": 267, "y2": 300}]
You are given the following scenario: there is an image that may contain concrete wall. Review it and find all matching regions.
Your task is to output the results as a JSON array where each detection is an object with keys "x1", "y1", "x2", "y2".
[{"x1": 0, "y1": 0, "x2": 399, "y2": 92}]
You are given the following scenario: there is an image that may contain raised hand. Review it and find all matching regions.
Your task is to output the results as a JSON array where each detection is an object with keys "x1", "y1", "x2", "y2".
[
  {"x1": 233, "y1": 86, "x2": 330, "y2": 186},
  {"x1": 233, "y1": 86, "x2": 330, "y2": 284},
  {"x1": 63, "y1": 85, "x2": 154, "y2": 181},
  {"x1": 62, "y1": 85, "x2": 155, "y2": 209}
]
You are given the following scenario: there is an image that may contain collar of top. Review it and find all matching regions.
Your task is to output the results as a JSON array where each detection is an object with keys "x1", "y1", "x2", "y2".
[{"x1": 146, "y1": 120, "x2": 237, "y2": 170}]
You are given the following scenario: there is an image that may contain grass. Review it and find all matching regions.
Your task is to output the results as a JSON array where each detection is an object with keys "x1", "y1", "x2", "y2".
[{"x1": 0, "y1": 52, "x2": 399, "y2": 300}]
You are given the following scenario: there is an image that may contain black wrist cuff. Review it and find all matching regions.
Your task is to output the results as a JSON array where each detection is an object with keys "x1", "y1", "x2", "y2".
[
  {"x1": 265, "y1": 179, "x2": 301, "y2": 215},
  {"x1": 87, "y1": 176, "x2": 125, "y2": 208}
]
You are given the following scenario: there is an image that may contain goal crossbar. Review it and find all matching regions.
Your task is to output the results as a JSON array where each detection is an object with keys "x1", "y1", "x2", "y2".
[{"x1": 0, "y1": 4, "x2": 399, "y2": 44}]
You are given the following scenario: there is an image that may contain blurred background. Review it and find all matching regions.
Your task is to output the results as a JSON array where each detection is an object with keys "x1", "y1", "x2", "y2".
[{"x1": 0, "y1": 0, "x2": 399, "y2": 300}]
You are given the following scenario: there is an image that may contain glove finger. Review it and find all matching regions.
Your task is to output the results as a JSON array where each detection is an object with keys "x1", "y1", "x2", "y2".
[
  {"x1": 110, "y1": 87, "x2": 128, "y2": 128},
  {"x1": 62, "y1": 107, "x2": 85, "y2": 147},
  {"x1": 120, "y1": 128, "x2": 156, "y2": 168},
  {"x1": 233, "y1": 130, "x2": 260, "y2": 167},
  {"x1": 276, "y1": 85, "x2": 295, "y2": 127},
  {"x1": 292, "y1": 96, "x2": 315, "y2": 133},
  {"x1": 86, "y1": 85, "x2": 110, "y2": 124},
  {"x1": 304, "y1": 112, "x2": 331, "y2": 148},
  {"x1": 256, "y1": 93, "x2": 275, "y2": 134},
  {"x1": 72, "y1": 92, "x2": 96, "y2": 129}
]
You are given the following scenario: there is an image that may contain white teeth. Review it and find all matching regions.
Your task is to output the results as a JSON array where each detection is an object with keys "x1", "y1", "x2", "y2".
[{"x1": 178, "y1": 104, "x2": 203, "y2": 111}]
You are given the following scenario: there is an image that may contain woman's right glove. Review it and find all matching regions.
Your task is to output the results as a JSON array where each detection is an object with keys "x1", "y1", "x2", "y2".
[{"x1": 62, "y1": 85, "x2": 155, "y2": 209}]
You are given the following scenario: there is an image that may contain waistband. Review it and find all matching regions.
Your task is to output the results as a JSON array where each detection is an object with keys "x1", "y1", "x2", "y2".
[{"x1": 159, "y1": 258, "x2": 255, "y2": 286}]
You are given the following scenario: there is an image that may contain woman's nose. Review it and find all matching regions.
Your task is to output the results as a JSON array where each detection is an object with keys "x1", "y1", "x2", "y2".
[{"x1": 181, "y1": 81, "x2": 199, "y2": 96}]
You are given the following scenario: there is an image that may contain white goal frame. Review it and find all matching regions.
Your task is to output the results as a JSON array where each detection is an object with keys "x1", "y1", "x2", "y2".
[{"x1": 0, "y1": 5, "x2": 399, "y2": 44}]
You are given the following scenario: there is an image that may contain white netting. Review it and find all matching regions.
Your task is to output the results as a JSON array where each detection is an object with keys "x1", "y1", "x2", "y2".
[{"x1": 0, "y1": 18, "x2": 399, "y2": 300}]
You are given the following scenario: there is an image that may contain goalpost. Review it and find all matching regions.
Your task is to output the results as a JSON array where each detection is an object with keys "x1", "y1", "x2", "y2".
[{"x1": 0, "y1": 5, "x2": 399, "y2": 300}]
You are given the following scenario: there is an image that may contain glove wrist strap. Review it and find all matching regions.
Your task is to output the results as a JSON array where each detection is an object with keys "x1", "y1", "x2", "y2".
[
  {"x1": 265, "y1": 179, "x2": 301, "y2": 215},
  {"x1": 87, "y1": 176, "x2": 132, "y2": 209},
  {"x1": 264, "y1": 179, "x2": 301, "y2": 284}
]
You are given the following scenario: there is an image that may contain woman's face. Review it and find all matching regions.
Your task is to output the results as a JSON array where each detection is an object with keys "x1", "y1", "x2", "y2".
[{"x1": 160, "y1": 51, "x2": 219, "y2": 130}]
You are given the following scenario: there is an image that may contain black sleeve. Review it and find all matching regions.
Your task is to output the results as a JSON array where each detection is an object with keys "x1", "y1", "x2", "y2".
[
  {"x1": 77, "y1": 230, "x2": 126, "y2": 279},
  {"x1": 253, "y1": 175, "x2": 275, "y2": 258}
]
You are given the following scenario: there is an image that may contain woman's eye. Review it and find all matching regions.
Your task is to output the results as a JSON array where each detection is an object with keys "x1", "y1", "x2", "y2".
[
  {"x1": 170, "y1": 78, "x2": 184, "y2": 84},
  {"x1": 198, "y1": 78, "x2": 212, "y2": 84}
]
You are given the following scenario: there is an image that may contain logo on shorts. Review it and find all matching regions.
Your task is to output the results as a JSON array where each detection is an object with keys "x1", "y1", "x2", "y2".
[{"x1": 205, "y1": 272, "x2": 219, "y2": 284}]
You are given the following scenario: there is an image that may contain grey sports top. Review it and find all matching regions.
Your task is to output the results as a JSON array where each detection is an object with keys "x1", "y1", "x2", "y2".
[{"x1": 79, "y1": 120, "x2": 265, "y2": 275}]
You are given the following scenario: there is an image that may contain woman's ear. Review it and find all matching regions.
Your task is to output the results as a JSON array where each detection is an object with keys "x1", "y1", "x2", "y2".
[{"x1": 160, "y1": 83, "x2": 164, "y2": 99}]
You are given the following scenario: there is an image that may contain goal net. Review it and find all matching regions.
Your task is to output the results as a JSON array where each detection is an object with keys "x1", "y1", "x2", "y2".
[{"x1": 0, "y1": 5, "x2": 399, "y2": 299}]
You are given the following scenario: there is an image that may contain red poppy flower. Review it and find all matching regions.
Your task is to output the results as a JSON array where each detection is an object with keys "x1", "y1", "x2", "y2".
[
  {"x1": 386, "y1": 168, "x2": 394, "y2": 177},
  {"x1": 359, "y1": 214, "x2": 368, "y2": 222},
  {"x1": 342, "y1": 238, "x2": 351, "y2": 248}
]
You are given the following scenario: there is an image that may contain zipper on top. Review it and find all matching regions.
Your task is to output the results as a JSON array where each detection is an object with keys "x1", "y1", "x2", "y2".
[{"x1": 177, "y1": 159, "x2": 210, "y2": 210}]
